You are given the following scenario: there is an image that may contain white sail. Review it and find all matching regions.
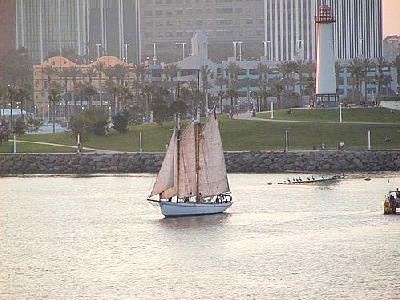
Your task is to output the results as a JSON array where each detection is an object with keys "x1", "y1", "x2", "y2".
[
  {"x1": 150, "y1": 131, "x2": 177, "y2": 198},
  {"x1": 150, "y1": 116, "x2": 229, "y2": 200},
  {"x1": 198, "y1": 116, "x2": 230, "y2": 197},
  {"x1": 177, "y1": 122, "x2": 198, "y2": 198}
]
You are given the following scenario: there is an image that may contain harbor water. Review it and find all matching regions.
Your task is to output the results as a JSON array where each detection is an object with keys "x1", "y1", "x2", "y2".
[{"x1": 1, "y1": 174, "x2": 399, "y2": 299}]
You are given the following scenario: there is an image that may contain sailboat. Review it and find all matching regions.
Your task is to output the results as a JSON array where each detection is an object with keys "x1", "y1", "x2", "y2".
[{"x1": 147, "y1": 113, "x2": 232, "y2": 217}]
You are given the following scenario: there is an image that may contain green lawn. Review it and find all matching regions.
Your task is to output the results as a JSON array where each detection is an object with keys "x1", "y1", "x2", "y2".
[
  {"x1": 13, "y1": 117, "x2": 400, "y2": 152},
  {"x1": 0, "y1": 141, "x2": 78, "y2": 153},
  {"x1": 257, "y1": 108, "x2": 400, "y2": 123}
]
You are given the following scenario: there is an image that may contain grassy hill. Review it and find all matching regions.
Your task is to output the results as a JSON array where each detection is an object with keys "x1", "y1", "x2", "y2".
[
  {"x1": 257, "y1": 108, "x2": 400, "y2": 123},
  {"x1": 0, "y1": 141, "x2": 78, "y2": 153},
  {"x1": 2, "y1": 114, "x2": 399, "y2": 153}
]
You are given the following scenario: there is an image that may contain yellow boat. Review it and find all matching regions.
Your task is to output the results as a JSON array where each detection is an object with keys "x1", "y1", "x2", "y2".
[{"x1": 384, "y1": 191, "x2": 400, "y2": 215}]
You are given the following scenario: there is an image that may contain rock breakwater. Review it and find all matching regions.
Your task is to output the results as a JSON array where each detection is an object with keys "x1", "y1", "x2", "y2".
[{"x1": 0, "y1": 151, "x2": 399, "y2": 175}]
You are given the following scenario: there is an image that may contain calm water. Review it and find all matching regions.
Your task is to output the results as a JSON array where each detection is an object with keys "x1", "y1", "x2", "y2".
[{"x1": 1, "y1": 173, "x2": 400, "y2": 300}]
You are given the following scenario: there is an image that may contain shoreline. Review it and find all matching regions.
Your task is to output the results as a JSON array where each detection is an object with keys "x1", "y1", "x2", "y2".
[{"x1": 1, "y1": 150, "x2": 400, "y2": 175}]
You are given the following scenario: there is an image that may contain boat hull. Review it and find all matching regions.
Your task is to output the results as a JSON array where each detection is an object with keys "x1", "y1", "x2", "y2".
[{"x1": 157, "y1": 201, "x2": 232, "y2": 217}]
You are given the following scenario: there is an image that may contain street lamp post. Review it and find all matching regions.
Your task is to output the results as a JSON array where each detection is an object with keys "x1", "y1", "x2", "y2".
[
  {"x1": 7, "y1": 85, "x2": 13, "y2": 133},
  {"x1": 296, "y1": 40, "x2": 304, "y2": 60},
  {"x1": 263, "y1": 41, "x2": 268, "y2": 58},
  {"x1": 175, "y1": 42, "x2": 186, "y2": 60},
  {"x1": 96, "y1": 43, "x2": 102, "y2": 60},
  {"x1": 263, "y1": 41, "x2": 272, "y2": 61},
  {"x1": 359, "y1": 39, "x2": 364, "y2": 58},
  {"x1": 124, "y1": 42, "x2": 129, "y2": 63},
  {"x1": 238, "y1": 41, "x2": 243, "y2": 61},
  {"x1": 233, "y1": 41, "x2": 237, "y2": 60},
  {"x1": 153, "y1": 43, "x2": 157, "y2": 64}
]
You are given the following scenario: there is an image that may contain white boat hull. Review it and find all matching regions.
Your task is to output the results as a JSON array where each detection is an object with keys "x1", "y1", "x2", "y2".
[{"x1": 156, "y1": 201, "x2": 232, "y2": 217}]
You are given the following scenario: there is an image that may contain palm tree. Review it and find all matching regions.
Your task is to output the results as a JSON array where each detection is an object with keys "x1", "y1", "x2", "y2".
[
  {"x1": 163, "y1": 64, "x2": 178, "y2": 82},
  {"x1": 215, "y1": 76, "x2": 227, "y2": 114},
  {"x1": 65, "y1": 66, "x2": 81, "y2": 114},
  {"x1": 250, "y1": 90, "x2": 263, "y2": 113},
  {"x1": 112, "y1": 64, "x2": 130, "y2": 86},
  {"x1": 269, "y1": 79, "x2": 285, "y2": 109},
  {"x1": 200, "y1": 65, "x2": 212, "y2": 112},
  {"x1": 349, "y1": 58, "x2": 364, "y2": 103},
  {"x1": 57, "y1": 68, "x2": 71, "y2": 120},
  {"x1": 48, "y1": 81, "x2": 63, "y2": 133},
  {"x1": 373, "y1": 57, "x2": 393, "y2": 100},
  {"x1": 162, "y1": 64, "x2": 179, "y2": 101},
  {"x1": 85, "y1": 65, "x2": 97, "y2": 85},
  {"x1": 105, "y1": 79, "x2": 124, "y2": 117},
  {"x1": 42, "y1": 65, "x2": 55, "y2": 89},
  {"x1": 278, "y1": 61, "x2": 299, "y2": 93},
  {"x1": 256, "y1": 63, "x2": 273, "y2": 108},
  {"x1": 16, "y1": 85, "x2": 30, "y2": 119},
  {"x1": 297, "y1": 61, "x2": 314, "y2": 106},
  {"x1": 75, "y1": 82, "x2": 98, "y2": 109},
  {"x1": 134, "y1": 64, "x2": 149, "y2": 90},
  {"x1": 95, "y1": 61, "x2": 106, "y2": 108},
  {"x1": 141, "y1": 83, "x2": 153, "y2": 121},
  {"x1": 361, "y1": 58, "x2": 376, "y2": 104},
  {"x1": 226, "y1": 80, "x2": 239, "y2": 116},
  {"x1": 116, "y1": 85, "x2": 132, "y2": 111},
  {"x1": 104, "y1": 64, "x2": 130, "y2": 114},
  {"x1": 226, "y1": 63, "x2": 241, "y2": 114},
  {"x1": 335, "y1": 62, "x2": 342, "y2": 93}
]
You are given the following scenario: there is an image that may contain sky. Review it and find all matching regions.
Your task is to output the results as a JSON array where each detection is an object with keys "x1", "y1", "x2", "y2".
[{"x1": 383, "y1": 0, "x2": 400, "y2": 37}]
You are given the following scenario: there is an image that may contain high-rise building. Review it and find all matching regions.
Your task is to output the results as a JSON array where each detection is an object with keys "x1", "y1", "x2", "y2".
[
  {"x1": 86, "y1": 0, "x2": 140, "y2": 64},
  {"x1": 264, "y1": 0, "x2": 383, "y2": 61},
  {"x1": 15, "y1": 0, "x2": 140, "y2": 64},
  {"x1": 16, "y1": 0, "x2": 87, "y2": 63},
  {"x1": 383, "y1": 35, "x2": 400, "y2": 63},
  {"x1": 14, "y1": 0, "x2": 383, "y2": 64},
  {"x1": 140, "y1": 0, "x2": 265, "y2": 62},
  {"x1": 0, "y1": 0, "x2": 16, "y2": 58},
  {"x1": 324, "y1": 0, "x2": 383, "y2": 60},
  {"x1": 264, "y1": 0, "x2": 316, "y2": 61}
]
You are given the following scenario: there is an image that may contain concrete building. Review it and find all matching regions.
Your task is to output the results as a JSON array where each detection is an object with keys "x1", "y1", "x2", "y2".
[
  {"x1": 324, "y1": 0, "x2": 383, "y2": 60},
  {"x1": 140, "y1": 0, "x2": 265, "y2": 63},
  {"x1": 86, "y1": 0, "x2": 140, "y2": 64},
  {"x1": 16, "y1": 0, "x2": 87, "y2": 63},
  {"x1": 264, "y1": 0, "x2": 383, "y2": 61},
  {"x1": 383, "y1": 35, "x2": 400, "y2": 63},
  {"x1": 15, "y1": 0, "x2": 384, "y2": 64},
  {"x1": 0, "y1": 0, "x2": 16, "y2": 58},
  {"x1": 16, "y1": 0, "x2": 140, "y2": 64}
]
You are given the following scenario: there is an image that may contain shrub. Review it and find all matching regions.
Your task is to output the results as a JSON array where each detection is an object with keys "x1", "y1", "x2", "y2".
[
  {"x1": 0, "y1": 119, "x2": 9, "y2": 144},
  {"x1": 152, "y1": 98, "x2": 170, "y2": 127},
  {"x1": 169, "y1": 100, "x2": 188, "y2": 116},
  {"x1": 15, "y1": 117, "x2": 26, "y2": 136},
  {"x1": 112, "y1": 111, "x2": 129, "y2": 133},
  {"x1": 70, "y1": 108, "x2": 108, "y2": 142},
  {"x1": 27, "y1": 118, "x2": 42, "y2": 132}
]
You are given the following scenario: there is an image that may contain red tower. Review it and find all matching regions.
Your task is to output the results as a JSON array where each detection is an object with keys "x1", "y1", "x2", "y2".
[{"x1": 0, "y1": 0, "x2": 16, "y2": 58}]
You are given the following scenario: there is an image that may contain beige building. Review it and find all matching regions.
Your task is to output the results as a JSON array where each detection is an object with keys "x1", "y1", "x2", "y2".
[{"x1": 33, "y1": 56, "x2": 137, "y2": 120}]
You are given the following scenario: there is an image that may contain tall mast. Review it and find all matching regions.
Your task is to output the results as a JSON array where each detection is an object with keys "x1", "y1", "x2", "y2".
[
  {"x1": 195, "y1": 122, "x2": 200, "y2": 203},
  {"x1": 175, "y1": 113, "x2": 180, "y2": 201}
]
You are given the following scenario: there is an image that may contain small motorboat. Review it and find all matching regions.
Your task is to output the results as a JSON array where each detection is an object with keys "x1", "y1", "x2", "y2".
[{"x1": 384, "y1": 191, "x2": 400, "y2": 215}]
